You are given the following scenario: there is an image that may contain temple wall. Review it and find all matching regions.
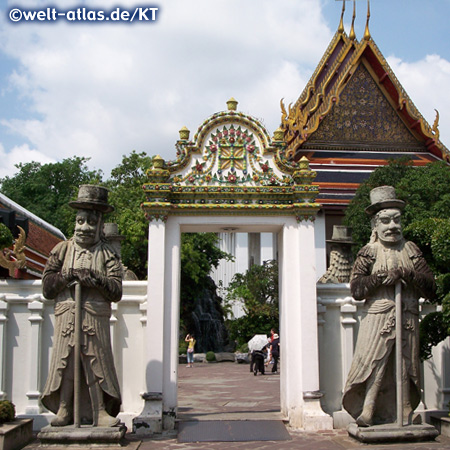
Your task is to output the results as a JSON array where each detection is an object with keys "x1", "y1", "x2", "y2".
[{"x1": 0, "y1": 280, "x2": 447, "y2": 431}]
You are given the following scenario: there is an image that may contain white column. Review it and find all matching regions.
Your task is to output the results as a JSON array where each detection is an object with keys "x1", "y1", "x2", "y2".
[
  {"x1": 235, "y1": 233, "x2": 249, "y2": 274},
  {"x1": 162, "y1": 219, "x2": 181, "y2": 426},
  {"x1": 139, "y1": 301, "x2": 147, "y2": 395},
  {"x1": 0, "y1": 297, "x2": 8, "y2": 400},
  {"x1": 110, "y1": 302, "x2": 119, "y2": 357},
  {"x1": 340, "y1": 302, "x2": 357, "y2": 387},
  {"x1": 26, "y1": 297, "x2": 44, "y2": 414},
  {"x1": 145, "y1": 220, "x2": 166, "y2": 394},
  {"x1": 314, "y1": 213, "x2": 326, "y2": 281},
  {"x1": 281, "y1": 219, "x2": 332, "y2": 430},
  {"x1": 261, "y1": 232, "x2": 275, "y2": 262}
]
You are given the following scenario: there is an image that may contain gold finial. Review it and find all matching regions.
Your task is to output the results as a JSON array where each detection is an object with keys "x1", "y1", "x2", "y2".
[
  {"x1": 227, "y1": 97, "x2": 238, "y2": 111},
  {"x1": 179, "y1": 126, "x2": 190, "y2": 140},
  {"x1": 363, "y1": 0, "x2": 371, "y2": 40},
  {"x1": 152, "y1": 155, "x2": 165, "y2": 169},
  {"x1": 349, "y1": 0, "x2": 356, "y2": 40},
  {"x1": 338, "y1": 0, "x2": 346, "y2": 34},
  {"x1": 273, "y1": 127, "x2": 285, "y2": 142},
  {"x1": 299, "y1": 156, "x2": 310, "y2": 171},
  {"x1": 432, "y1": 109, "x2": 440, "y2": 140}
]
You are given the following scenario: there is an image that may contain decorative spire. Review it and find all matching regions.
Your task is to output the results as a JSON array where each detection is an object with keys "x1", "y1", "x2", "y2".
[
  {"x1": 179, "y1": 126, "x2": 190, "y2": 141},
  {"x1": 349, "y1": 0, "x2": 356, "y2": 40},
  {"x1": 338, "y1": 0, "x2": 346, "y2": 34},
  {"x1": 363, "y1": 0, "x2": 371, "y2": 40},
  {"x1": 227, "y1": 97, "x2": 238, "y2": 111}
]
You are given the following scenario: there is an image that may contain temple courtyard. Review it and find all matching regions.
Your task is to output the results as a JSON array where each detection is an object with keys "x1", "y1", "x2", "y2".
[{"x1": 23, "y1": 362, "x2": 450, "y2": 449}]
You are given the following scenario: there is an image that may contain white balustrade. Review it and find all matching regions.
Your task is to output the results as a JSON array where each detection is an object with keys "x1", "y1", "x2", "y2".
[{"x1": 0, "y1": 279, "x2": 447, "y2": 431}]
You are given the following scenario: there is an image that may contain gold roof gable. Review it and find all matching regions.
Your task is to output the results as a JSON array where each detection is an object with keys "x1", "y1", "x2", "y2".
[{"x1": 281, "y1": 31, "x2": 450, "y2": 162}]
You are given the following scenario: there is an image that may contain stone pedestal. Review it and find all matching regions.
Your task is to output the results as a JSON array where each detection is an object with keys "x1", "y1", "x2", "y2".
[
  {"x1": 132, "y1": 392, "x2": 163, "y2": 436},
  {"x1": 348, "y1": 423, "x2": 439, "y2": 443},
  {"x1": 0, "y1": 418, "x2": 33, "y2": 450},
  {"x1": 37, "y1": 423, "x2": 127, "y2": 446},
  {"x1": 302, "y1": 392, "x2": 333, "y2": 431}
]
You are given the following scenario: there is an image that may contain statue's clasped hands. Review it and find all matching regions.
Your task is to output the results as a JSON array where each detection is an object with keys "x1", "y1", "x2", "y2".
[
  {"x1": 377, "y1": 268, "x2": 412, "y2": 286},
  {"x1": 63, "y1": 268, "x2": 102, "y2": 288}
]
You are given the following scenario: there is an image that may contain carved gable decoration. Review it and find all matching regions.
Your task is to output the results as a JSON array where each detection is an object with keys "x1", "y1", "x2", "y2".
[
  {"x1": 305, "y1": 65, "x2": 425, "y2": 151},
  {"x1": 143, "y1": 100, "x2": 320, "y2": 222}
]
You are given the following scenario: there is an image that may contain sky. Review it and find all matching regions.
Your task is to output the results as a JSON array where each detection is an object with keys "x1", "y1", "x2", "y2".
[{"x1": 0, "y1": 0, "x2": 449, "y2": 179}]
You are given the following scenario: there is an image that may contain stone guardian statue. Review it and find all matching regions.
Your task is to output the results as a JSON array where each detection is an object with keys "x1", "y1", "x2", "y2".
[
  {"x1": 342, "y1": 186, "x2": 436, "y2": 428},
  {"x1": 40, "y1": 185, "x2": 122, "y2": 427}
]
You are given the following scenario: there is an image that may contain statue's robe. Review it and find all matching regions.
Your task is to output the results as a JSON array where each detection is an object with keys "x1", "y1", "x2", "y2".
[
  {"x1": 342, "y1": 240, "x2": 435, "y2": 424},
  {"x1": 40, "y1": 238, "x2": 122, "y2": 421}
]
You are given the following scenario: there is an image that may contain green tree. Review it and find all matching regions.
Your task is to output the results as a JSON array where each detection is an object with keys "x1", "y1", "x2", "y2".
[
  {"x1": 225, "y1": 260, "x2": 279, "y2": 347},
  {"x1": 344, "y1": 160, "x2": 450, "y2": 358},
  {"x1": 0, "y1": 157, "x2": 102, "y2": 237},
  {"x1": 106, "y1": 151, "x2": 153, "y2": 279}
]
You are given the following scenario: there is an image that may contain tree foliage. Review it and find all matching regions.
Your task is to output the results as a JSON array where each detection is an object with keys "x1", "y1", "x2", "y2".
[
  {"x1": 180, "y1": 233, "x2": 234, "y2": 334},
  {"x1": 225, "y1": 260, "x2": 279, "y2": 346},
  {"x1": 0, "y1": 157, "x2": 102, "y2": 237},
  {"x1": 344, "y1": 159, "x2": 450, "y2": 358},
  {"x1": 106, "y1": 151, "x2": 153, "y2": 279}
]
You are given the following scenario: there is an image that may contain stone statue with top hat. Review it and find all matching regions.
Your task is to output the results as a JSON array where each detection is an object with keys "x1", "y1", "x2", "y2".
[
  {"x1": 342, "y1": 186, "x2": 437, "y2": 441},
  {"x1": 318, "y1": 225, "x2": 355, "y2": 284},
  {"x1": 39, "y1": 185, "x2": 123, "y2": 430}
]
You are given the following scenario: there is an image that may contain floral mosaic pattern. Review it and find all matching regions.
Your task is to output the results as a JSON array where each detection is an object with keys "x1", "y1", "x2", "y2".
[
  {"x1": 308, "y1": 65, "x2": 418, "y2": 145},
  {"x1": 170, "y1": 124, "x2": 292, "y2": 187}
]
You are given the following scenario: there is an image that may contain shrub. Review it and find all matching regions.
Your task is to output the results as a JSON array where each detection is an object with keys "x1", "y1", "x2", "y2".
[
  {"x1": 0, "y1": 224, "x2": 13, "y2": 250},
  {"x1": 206, "y1": 351, "x2": 216, "y2": 362},
  {"x1": 179, "y1": 341, "x2": 188, "y2": 355},
  {"x1": 0, "y1": 400, "x2": 15, "y2": 423}
]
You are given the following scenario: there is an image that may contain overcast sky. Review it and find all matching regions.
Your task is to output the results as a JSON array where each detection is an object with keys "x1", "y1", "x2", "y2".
[{"x1": 0, "y1": 0, "x2": 449, "y2": 179}]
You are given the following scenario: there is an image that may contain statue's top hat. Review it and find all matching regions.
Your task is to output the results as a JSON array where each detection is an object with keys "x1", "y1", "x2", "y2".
[
  {"x1": 104, "y1": 223, "x2": 125, "y2": 241},
  {"x1": 326, "y1": 225, "x2": 355, "y2": 245},
  {"x1": 69, "y1": 185, "x2": 114, "y2": 213},
  {"x1": 365, "y1": 185, "x2": 405, "y2": 216}
]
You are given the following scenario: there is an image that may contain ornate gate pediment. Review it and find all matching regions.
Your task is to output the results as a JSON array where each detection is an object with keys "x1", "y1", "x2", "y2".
[{"x1": 142, "y1": 99, "x2": 320, "y2": 221}]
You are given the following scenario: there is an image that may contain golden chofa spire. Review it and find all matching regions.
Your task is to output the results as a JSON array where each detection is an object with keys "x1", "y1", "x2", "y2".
[
  {"x1": 338, "y1": 0, "x2": 346, "y2": 34},
  {"x1": 349, "y1": 0, "x2": 356, "y2": 40},
  {"x1": 363, "y1": 0, "x2": 371, "y2": 40}
]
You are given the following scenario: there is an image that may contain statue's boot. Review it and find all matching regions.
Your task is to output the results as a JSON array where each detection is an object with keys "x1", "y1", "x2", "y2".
[
  {"x1": 356, "y1": 400, "x2": 374, "y2": 427},
  {"x1": 90, "y1": 382, "x2": 120, "y2": 427},
  {"x1": 51, "y1": 400, "x2": 73, "y2": 427},
  {"x1": 51, "y1": 372, "x2": 74, "y2": 426}
]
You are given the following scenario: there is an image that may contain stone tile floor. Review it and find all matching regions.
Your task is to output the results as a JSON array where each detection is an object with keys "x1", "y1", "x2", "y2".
[{"x1": 25, "y1": 362, "x2": 450, "y2": 449}]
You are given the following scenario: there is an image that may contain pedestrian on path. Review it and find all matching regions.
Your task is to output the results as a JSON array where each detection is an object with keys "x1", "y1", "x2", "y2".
[
  {"x1": 270, "y1": 332, "x2": 280, "y2": 373},
  {"x1": 185, "y1": 334, "x2": 196, "y2": 368}
]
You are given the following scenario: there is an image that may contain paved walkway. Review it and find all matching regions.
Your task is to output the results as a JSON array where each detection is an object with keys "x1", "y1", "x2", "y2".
[
  {"x1": 132, "y1": 362, "x2": 450, "y2": 450},
  {"x1": 24, "y1": 362, "x2": 450, "y2": 449}
]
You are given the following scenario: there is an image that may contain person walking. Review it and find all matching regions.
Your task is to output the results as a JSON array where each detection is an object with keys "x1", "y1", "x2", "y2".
[
  {"x1": 185, "y1": 334, "x2": 196, "y2": 368},
  {"x1": 270, "y1": 333, "x2": 280, "y2": 373}
]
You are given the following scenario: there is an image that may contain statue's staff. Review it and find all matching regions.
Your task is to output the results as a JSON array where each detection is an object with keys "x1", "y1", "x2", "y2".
[
  {"x1": 73, "y1": 280, "x2": 82, "y2": 428},
  {"x1": 395, "y1": 280, "x2": 403, "y2": 427}
]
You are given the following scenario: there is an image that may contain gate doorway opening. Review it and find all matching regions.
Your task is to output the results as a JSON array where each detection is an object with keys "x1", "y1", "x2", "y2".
[{"x1": 177, "y1": 228, "x2": 281, "y2": 421}]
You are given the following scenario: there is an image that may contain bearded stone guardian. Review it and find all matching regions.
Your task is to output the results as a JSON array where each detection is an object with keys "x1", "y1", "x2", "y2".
[
  {"x1": 342, "y1": 186, "x2": 436, "y2": 427},
  {"x1": 40, "y1": 185, "x2": 122, "y2": 427}
]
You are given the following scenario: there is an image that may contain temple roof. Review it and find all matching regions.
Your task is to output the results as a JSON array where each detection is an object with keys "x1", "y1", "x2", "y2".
[{"x1": 281, "y1": 12, "x2": 449, "y2": 208}]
